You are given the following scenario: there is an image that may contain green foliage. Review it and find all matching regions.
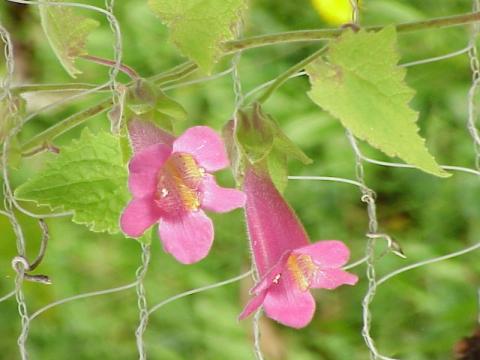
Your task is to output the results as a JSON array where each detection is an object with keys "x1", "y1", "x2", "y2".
[
  {"x1": 148, "y1": 0, "x2": 247, "y2": 73},
  {"x1": 2, "y1": 1, "x2": 480, "y2": 359},
  {"x1": 15, "y1": 129, "x2": 129, "y2": 234},
  {"x1": 306, "y1": 26, "x2": 449, "y2": 178},
  {"x1": 39, "y1": 0, "x2": 99, "y2": 78}
]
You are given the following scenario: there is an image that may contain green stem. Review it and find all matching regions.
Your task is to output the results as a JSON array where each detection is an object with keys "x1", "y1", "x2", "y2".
[
  {"x1": 13, "y1": 83, "x2": 105, "y2": 93},
  {"x1": 257, "y1": 46, "x2": 327, "y2": 104},
  {"x1": 13, "y1": 11, "x2": 480, "y2": 94},
  {"x1": 17, "y1": 10, "x2": 480, "y2": 154},
  {"x1": 223, "y1": 10, "x2": 480, "y2": 53},
  {"x1": 81, "y1": 54, "x2": 141, "y2": 80},
  {"x1": 151, "y1": 61, "x2": 198, "y2": 84},
  {"x1": 20, "y1": 99, "x2": 113, "y2": 156},
  {"x1": 18, "y1": 63, "x2": 199, "y2": 156}
]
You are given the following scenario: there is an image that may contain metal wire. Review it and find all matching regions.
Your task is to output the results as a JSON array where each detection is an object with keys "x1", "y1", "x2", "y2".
[
  {"x1": 135, "y1": 244, "x2": 151, "y2": 360},
  {"x1": 2, "y1": 2, "x2": 480, "y2": 359},
  {"x1": 467, "y1": 0, "x2": 480, "y2": 171}
]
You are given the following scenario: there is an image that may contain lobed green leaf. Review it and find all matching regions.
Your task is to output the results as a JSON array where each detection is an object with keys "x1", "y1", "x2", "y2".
[
  {"x1": 39, "y1": 0, "x2": 99, "y2": 78},
  {"x1": 148, "y1": 0, "x2": 247, "y2": 73},
  {"x1": 15, "y1": 129, "x2": 129, "y2": 234},
  {"x1": 306, "y1": 26, "x2": 449, "y2": 177}
]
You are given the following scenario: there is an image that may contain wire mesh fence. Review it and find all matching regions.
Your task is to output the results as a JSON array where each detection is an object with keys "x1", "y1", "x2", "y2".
[{"x1": 2, "y1": 0, "x2": 480, "y2": 359}]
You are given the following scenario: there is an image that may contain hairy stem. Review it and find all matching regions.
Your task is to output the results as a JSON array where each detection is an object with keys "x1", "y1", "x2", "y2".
[
  {"x1": 81, "y1": 55, "x2": 140, "y2": 80},
  {"x1": 13, "y1": 83, "x2": 105, "y2": 93},
  {"x1": 20, "y1": 99, "x2": 112, "y2": 155},
  {"x1": 151, "y1": 61, "x2": 198, "y2": 84},
  {"x1": 257, "y1": 46, "x2": 327, "y2": 104},
  {"x1": 223, "y1": 10, "x2": 480, "y2": 53},
  {"x1": 17, "y1": 10, "x2": 480, "y2": 153},
  {"x1": 18, "y1": 63, "x2": 199, "y2": 156}
]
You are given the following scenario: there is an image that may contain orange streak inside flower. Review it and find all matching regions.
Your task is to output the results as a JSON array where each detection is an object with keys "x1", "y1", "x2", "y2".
[
  {"x1": 156, "y1": 153, "x2": 204, "y2": 213},
  {"x1": 287, "y1": 254, "x2": 318, "y2": 291}
]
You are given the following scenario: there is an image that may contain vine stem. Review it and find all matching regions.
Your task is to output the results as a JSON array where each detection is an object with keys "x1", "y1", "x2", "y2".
[
  {"x1": 80, "y1": 54, "x2": 140, "y2": 80},
  {"x1": 223, "y1": 10, "x2": 480, "y2": 53},
  {"x1": 10, "y1": 10, "x2": 480, "y2": 95},
  {"x1": 15, "y1": 10, "x2": 480, "y2": 154},
  {"x1": 256, "y1": 46, "x2": 327, "y2": 104},
  {"x1": 20, "y1": 99, "x2": 113, "y2": 155},
  {"x1": 18, "y1": 61, "x2": 198, "y2": 156}
]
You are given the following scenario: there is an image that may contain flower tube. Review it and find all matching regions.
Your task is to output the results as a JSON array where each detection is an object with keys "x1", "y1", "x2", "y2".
[{"x1": 240, "y1": 165, "x2": 358, "y2": 328}]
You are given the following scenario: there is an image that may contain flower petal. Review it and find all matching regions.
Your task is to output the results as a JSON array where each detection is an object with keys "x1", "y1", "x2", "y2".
[
  {"x1": 311, "y1": 268, "x2": 358, "y2": 290},
  {"x1": 159, "y1": 210, "x2": 214, "y2": 264},
  {"x1": 173, "y1": 126, "x2": 229, "y2": 172},
  {"x1": 238, "y1": 291, "x2": 267, "y2": 321},
  {"x1": 293, "y1": 240, "x2": 351, "y2": 269},
  {"x1": 250, "y1": 252, "x2": 290, "y2": 295},
  {"x1": 129, "y1": 172, "x2": 157, "y2": 198},
  {"x1": 120, "y1": 197, "x2": 161, "y2": 237},
  {"x1": 200, "y1": 174, "x2": 246, "y2": 213},
  {"x1": 129, "y1": 143, "x2": 171, "y2": 175},
  {"x1": 262, "y1": 273, "x2": 316, "y2": 329},
  {"x1": 128, "y1": 118, "x2": 175, "y2": 153}
]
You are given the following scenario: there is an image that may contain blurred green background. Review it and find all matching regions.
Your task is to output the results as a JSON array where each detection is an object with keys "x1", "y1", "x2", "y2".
[{"x1": 2, "y1": 0, "x2": 480, "y2": 359}]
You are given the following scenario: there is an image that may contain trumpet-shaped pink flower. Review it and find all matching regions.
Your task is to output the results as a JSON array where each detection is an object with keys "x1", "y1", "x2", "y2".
[
  {"x1": 240, "y1": 167, "x2": 358, "y2": 328},
  {"x1": 120, "y1": 126, "x2": 246, "y2": 264}
]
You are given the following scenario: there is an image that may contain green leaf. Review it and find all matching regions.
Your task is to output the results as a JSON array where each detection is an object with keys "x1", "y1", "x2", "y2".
[
  {"x1": 306, "y1": 26, "x2": 449, "y2": 178},
  {"x1": 15, "y1": 129, "x2": 129, "y2": 234},
  {"x1": 39, "y1": 0, "x2": 99, "y2": 78},
  {"x1": 148, "y1": 0, "x2": 247, "y2": 73}
]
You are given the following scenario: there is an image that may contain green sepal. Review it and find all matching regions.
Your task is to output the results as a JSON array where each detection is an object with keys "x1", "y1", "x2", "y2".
[
  {"x1": 156, "y1": 89, "x2": 188, "y2": 122},
  {"x1": 124, "y1": 79, "x2": 187, "y2": 134},
  {"x1": 236, "y1": 103, "x2": 275, "y2": 163},
  {"x1": 273, "y1": 131, "x2": 313, "y2": 165},
  {"x1": 127, "y1": 79, "x2": 158, "y2": 115},
  {"x1": 222, "y1": 119, "x2": 245, "y2": 185},
  {"x1": 119, "y1": 127, "x2": 133, "y2": 165},
  {"x1": 267, "y1": 149, "x2": 288, "y2": 193},
  {"x1": 225, "y1": 103, "x2": 312, "y2": 192}
]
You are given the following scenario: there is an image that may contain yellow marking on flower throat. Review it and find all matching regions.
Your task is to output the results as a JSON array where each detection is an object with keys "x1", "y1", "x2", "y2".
[
  {"x1": 287, "y1": 254, "x2": 318, "y2": 291},
  {"x1": 158, "y1": 153, "x2": 203, "y2": 212}
]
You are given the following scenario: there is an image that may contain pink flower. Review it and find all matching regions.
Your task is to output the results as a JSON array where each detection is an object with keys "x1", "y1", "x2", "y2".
[
  {"x1": 120, "y1": 126, "x2": 246, "y2": 264},
  {"x1": 239, "y1": 166, "x2": 358, "y2": 328}
]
